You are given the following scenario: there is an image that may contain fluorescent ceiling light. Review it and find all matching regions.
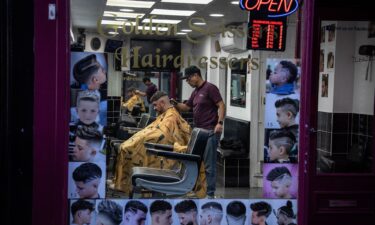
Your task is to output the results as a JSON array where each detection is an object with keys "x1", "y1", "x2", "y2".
[
  {"x1": 180, "y1": 29, "x2": 192, "y2": 32},
  {"x1": 209, "y1": 14, "x2": 224, "y2": 17},
  {"x1": 137, "y1": 26, "x2": 169, "y2": 31},
  {"x1": 161, "y1": 0, "x2": 212, "y2": 4},
  {"x1": 104, "y1": 11, "x2": 145, "y2": 18},
  {"x1": 176, "y1": 32, "x2": 187, "y2": 35},
  {"x1": 108, "y1": 31, "x2": 119, "y2": 35},
  {"x1": 142, "y1": 18, "x2": 181, "y2": 24},
  {"x1": 151, "y1": 9, "x2": 196, "y2": 16},
  {"x1": 106, "y1": 0, "x2": 155, "y2": 8},
  {"x1": 115, "y1": 18, "x2": 128, "y2": 21},
  {"x1": 231, "y1": 1, "x2": 238, "y2": 4},
  {"x1": 120, "y1": 8, "x2": 134, "y2": 12},
  {"x1": 193, "y1": 22, "x2": 206, "y2": 25},
  {"x1": 101, "y1": 20, "x2": 127, "y2": 25}
]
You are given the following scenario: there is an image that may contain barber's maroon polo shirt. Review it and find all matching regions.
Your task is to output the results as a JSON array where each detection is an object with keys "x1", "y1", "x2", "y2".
[
  {"x1": 186, "y1": 81, "x2": 222, "y2": 130},
  {"x1": 145, "y1": 83, "x2": 157, "y2": 103}
]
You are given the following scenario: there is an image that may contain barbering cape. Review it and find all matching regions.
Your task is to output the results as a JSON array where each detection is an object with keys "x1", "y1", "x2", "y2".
[
  {"x1": 123, "y1": 95, "x2": 146, "y2": 112},
  {"x1": 113, "y1": 107, "x2": 207, "y2": 197}
]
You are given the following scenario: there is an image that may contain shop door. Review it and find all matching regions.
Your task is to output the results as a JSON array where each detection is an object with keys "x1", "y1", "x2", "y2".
[{"x1": 302, "y1": 2, "x2": 375, "y2": 225}]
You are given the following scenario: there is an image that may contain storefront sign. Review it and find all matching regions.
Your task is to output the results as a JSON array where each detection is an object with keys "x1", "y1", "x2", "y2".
[{"x1": 240, "y1": 0, "x2": 299, "y2": 17}]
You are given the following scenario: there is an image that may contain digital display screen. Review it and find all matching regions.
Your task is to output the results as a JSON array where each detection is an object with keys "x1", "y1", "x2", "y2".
[{"x1": 247, "y1": 16, "x2": 287, "y2": 51}]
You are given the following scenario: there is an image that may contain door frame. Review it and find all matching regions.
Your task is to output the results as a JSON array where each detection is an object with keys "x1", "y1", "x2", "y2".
[
  {"x1": 301, "y1": 1, "x2": 375, "y2": 224},
  {"x1": 31, "y1": 0, "x2": 318, "y2": 225}
]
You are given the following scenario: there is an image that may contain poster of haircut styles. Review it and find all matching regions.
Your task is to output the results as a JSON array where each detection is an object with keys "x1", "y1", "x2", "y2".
[
  {"x1": 219, "y1": 199, "x2": 249, "y2": 225},
  {"x1": 248, "y1": 199, "x2": 297, "y2": 225},
  {"x1": 69, "y1": 199, "x2": 96, "y2": 225},
  {"x1": 123, "y1": 200, "x2": 149, "y2": 225},
  {"x1": 70, "y1": 52, "x2": 108, "y2": 126},
  {"x1": 263, "y1": 164, "x2": 298, "y2": 199},
  {"x1": 264, "y1": 59, "x2": 300, "y2": 166},
  {"x1": 95, "y1": 199, "x2": 126, "y2": 225},
  {"x1": 68, "y1": 161, "x2": 106, "y2": 199}
]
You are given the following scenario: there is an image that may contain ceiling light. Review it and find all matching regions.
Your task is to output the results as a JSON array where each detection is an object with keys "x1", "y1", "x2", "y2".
[
  {"x1": 115, "y1": 18, "x2": 128, "y2": 21},
  {"x1": 142, "y1": 18, "x2": 181, "y2": 24},
  {"x1": 151, "y1": 9, "x2": 196, "y2": 16},
  {"x1": 137, "y1": 26, "x2": 169, "y2": 31},
  {"x1": 104, "y1": 11, "x2": 145, "y2": 18},
  {"x1": 231, "y1": 1, "x2": 238, "y2": 4},
  {"x1": 176, "y1": 32, "x2": 187, "y2": 35},
  {"x1": 108, "y1": 31, "x2": 119, "y2": 35},
  {"x1": 106, "y1": 0, "x2": 155, "y2": 8},
  {"x1": 193, "y1": 22, "x2": 206, "y2": 25},
  {"x1": 209, "y1": 14, "x2": 224, "y2": 17},
  {"x1": 181, "y1": 29, "x2": 192, "y2": 32},
  {"x1": 120, "y1": 9, "x2": 134, "y2": 12},
  {"x1": 161, "y1": 0, "x2": 212, "y2": 4},
  {"x1": 101, "y1": 20, "x2": 126, "y2": 25}
]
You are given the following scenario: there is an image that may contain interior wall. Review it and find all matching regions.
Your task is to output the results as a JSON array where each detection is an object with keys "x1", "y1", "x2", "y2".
[{"x1": 352, "y1": 21, "x2": 375, "y2": 115}]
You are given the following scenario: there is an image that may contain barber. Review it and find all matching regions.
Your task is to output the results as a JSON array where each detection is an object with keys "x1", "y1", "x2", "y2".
[{"x1": 173, "y1": 65, "x2": 225, "y2": 198}]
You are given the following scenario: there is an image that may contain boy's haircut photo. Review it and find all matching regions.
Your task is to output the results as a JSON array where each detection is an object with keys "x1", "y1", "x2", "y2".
[
  {"x1": 249, "y1": 201, "x2": 272, "y2": 225},
  {"x1": 150, "y1": 200, "x2": 173, "y2": 225},
  {"x1": 199, "y1": 202, "x2": 223, "y2": 225},
  {"x1": 267, "y1": 129, "x2": 297, "y2": 163},
  {"x1": 226, "y1": 201, "x2": 246, "y2": 225},
  {"x1": 273, "y1": 200, "x2": 297, "y2": 225},
  {"x1": 70, "y1": 125, "x2": 104, "y2": 162},
  {"x1": 73, "y1": 54, "x2": 107, "y2": 90},
  {"x1": 263, "y1": 165, "x2": 298, "y2": 199},
  {"x1": 96, "y1": 200, "x2": 123, "y2": 225},
  {"x1": 274, "y1": 97, "x2": 299, "y2": 129},
  {"x1": 124, "y1": 200, "x2": 148, "y2": 225},
  {"x1": 70, "y1": 199, "x2": 95, "y2": 225},
  {"x1": 69, "y1": 162, "x2": 104, "y2": 199},
  {"x1": 268, "y1": 60, "x2": 298, "y2": 95}
]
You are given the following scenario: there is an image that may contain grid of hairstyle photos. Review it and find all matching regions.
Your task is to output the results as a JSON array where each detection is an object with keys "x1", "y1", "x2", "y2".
[
  {"x1": 69, "y1": 199, "x2": 298, "y2": 225},
  {"x1": 264, "y1": 58, "x2": 300, "y2": 199},
  {"x1": 68, "y1": 52, "x2": 108, "y2": 200},
  {"x1": 320, "y1": 23, "x2": 336, "y2": 74}
]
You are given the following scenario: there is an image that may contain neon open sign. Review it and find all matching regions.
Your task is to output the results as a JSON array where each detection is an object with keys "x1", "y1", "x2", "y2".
[{"x1": 240, "y1": 0, "x2": 299, "y2": 18}]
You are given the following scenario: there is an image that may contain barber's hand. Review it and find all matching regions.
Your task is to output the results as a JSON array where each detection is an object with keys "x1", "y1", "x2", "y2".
[
  {"x1": 214, "y1": 123, "x2": 223, "y2": 134},
  {"x1": 170, "y1": 98, "x2": 178, "y2": 106},
  {"x1": 135, "y1": 90, "x2": 140, "y2": 94}
]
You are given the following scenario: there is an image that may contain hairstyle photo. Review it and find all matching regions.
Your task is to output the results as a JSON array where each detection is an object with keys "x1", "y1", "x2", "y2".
[
  {"x1": 327, "y1": 24, "x2": 336, "y2": 42},
  {"x1": 321, "y1": 74, "x2": 329, "y2": 97},
  {"x1": 263, "y1": 164, "x2": 298, "y2": 199},
  {"x1": 327, "y1": 52, "x2": 334, "y2": 69},
  {"x1": 68, "y1": 161, "x2": 106, "y2": 199},
  {"x1": 319, "y1": 50, "x2": 324, "y2": 72}
]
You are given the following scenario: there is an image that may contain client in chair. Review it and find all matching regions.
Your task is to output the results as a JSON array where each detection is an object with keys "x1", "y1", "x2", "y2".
[
  {"x1": 112, "y1": 91, "x2": 192, "y2": 195},
  {"x1": 122, "y1": 87, "x2": 146, "y2": 114}
]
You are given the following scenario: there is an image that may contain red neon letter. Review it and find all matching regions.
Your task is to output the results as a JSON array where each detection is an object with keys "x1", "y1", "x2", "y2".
[
  {"x1": 245, "y1": 0, "x2": 260, "y2": 10},
  {"x1": 268, "y1": 0, "x2": 278, "y2": 12},
  {"x1": 257, "y1": 0, "x2": 271, "y2": 10},
  {"x1": 278, "y1": 0, "x2": 293, "y2": 12}
]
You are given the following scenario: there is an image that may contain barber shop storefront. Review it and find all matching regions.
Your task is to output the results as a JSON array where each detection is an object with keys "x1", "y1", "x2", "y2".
[{"x1": 2, "y1": 0, "x2": 375, "y2": 225}]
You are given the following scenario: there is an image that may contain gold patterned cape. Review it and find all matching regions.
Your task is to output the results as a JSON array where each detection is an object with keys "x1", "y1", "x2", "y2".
[
  {"x1": 123, "y1": 95, "x2": 146, "y2": 113},
  {"x1": 113, "y1": 107, "x2": 206, "y2": 197}
]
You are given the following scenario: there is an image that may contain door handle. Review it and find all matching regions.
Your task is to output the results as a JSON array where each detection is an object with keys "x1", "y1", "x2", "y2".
[{"x1": 309, "y1": 127, "x2": 317, "y2": 133}]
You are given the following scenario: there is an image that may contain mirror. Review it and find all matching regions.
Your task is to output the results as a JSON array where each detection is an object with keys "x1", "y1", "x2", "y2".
[{"x1": 230, "y1": 60, "x2": 247, "y2": 108}]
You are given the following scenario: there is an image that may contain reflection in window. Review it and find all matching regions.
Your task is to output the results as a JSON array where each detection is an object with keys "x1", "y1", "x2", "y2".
[
  {"x1": 230, "y1": 60, "x2": 247, "y2": 108},
  {"x1": 316, "y1": 20, "x2": 374, "y2": 173}
]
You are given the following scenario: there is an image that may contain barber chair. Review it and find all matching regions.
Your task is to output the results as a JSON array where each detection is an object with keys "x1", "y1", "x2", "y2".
[
  {"x1": 131, "y1": 128, "x2": 209, "y2": 198},
  {"x1": 108, "y1": 114, "x2": 155, "y2": 176}
]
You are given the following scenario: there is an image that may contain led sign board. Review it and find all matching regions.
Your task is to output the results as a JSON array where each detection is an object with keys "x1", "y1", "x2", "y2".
[
  {"x1": 247, "y1": 16, "x2": 287, "y2": 51},
  {"x1": 240, "y1": 0, "x2": 299, "y2": 18}
]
